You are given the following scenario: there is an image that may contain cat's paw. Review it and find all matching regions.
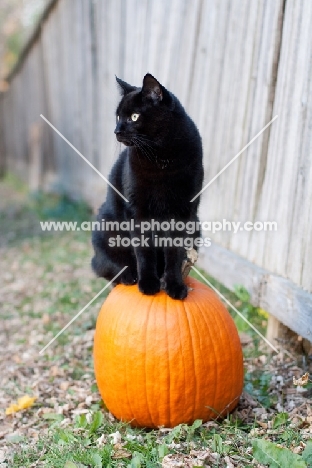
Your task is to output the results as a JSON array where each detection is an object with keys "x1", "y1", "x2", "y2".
[
  {"x1": 138, "y1": 277, "x2": 160, "y2": 295},
  {"x1": 165, "y1": 282, "x2": 188, "y2": 300},
  {"x1": 120, "y1": 270, "x2": 137, "y2": 285}
]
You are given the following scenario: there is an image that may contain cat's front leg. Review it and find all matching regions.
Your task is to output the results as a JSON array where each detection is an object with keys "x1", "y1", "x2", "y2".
[
  {"x1": 138, "y1": 276, "x2": 161, "y2": 295},
  {"x1": 163, "y1": 246, "x2": 187, "y2": 300},
  {"x1": 135, "y1": 242, "x2": 161, "y2": 295}
]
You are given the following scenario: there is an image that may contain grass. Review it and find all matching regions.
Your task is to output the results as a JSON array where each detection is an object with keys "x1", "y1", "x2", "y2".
[
  {"x1": 10, "y1": 407, "x2": 311, "y2": 467},
  {"x1": 10, "y1": 411, "x2": 250, "y2": 467},
  {"x1": 1, "y1": 175, "x2": 311, "y2": 468}
]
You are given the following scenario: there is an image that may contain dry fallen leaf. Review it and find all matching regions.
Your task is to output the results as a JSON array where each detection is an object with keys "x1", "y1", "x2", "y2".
[
  {"x1": 5, "y1": 395, "x2": 37, "y2": 415},
  {"x1": 109, "y1": 430, "x2": 122, "y2": 445},
  {"x1": 0, "y1": 449, "x2": 7, "y2": 462},
  {"x1": 189, "y1": 450, "x2": 212, "y2": 461},
  {"x1": 293, "y1": 373, "x2": 309, "y2": 387},
  {"x1": 96, "y1": 434, "x2": 107, "y2": 446},
  {"x1": 60, "y1": 381, "x2": 70, "y2": 391},
  {"x1": 239, "y1": 332, "x2": 253, "y2": 346},
  {"x1": 112, "y1": 448, "x2": 131, "y2": 459},
  {"x1": 293, "y1": 445, "x2": 304, "y2": 454},
  {"x1": 224, "y1": 455, "x2": 235, "y2": 468},
  {"x1": 162, "y1": 453, "x2": 209, "y2": 467},
  {"x1": 50, "y1": 365, "x2": 60, "y2": 377},
  {"x1": 42, "y1": 313, "x2": 50, "y2": 324},
  {"x1": 256, "y1": 420, "x2": 268, "y2": 429}
]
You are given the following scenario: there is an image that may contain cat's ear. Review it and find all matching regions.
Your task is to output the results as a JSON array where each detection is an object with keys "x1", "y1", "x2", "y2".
[
  {"x1": 115, "y1": 76, "x2": 137, "y2": 96},
  {"x1": 142, "y1": 74, "x2": 163, "y2": 103}
]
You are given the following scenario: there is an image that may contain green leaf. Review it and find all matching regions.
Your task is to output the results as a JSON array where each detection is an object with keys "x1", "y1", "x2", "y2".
[
  {"x1": 91, "y1": 403, "x2": 100, "y2": 411},
  {"x1": 90, "y1": 411, "x2": 104, "y2": 433},
  {"x1": 212, "y1": 434, "x2": 223, "y2": 454},
  {"x1": 57, "y1": 430, "x2": 76, "y2": 444},
  {"x1": 64, "y1": 462, "x2": 79, "y2": 468},
  {"x1": 167, "y1": 424, "x2": 183, "y2": 442},
  {"x1": 273, "y1": 413, "x2": 289, "y2": 428},
  {"x1": 252, "y1": 439, "x2": 307, "y2": 468},
  {"x1": 158, "y1": 444, "x2": 169, "y2": 460},
  {"x1": 131, "y1": 455, "x2": 142, "y2": 468},
  {"x1": 75, "y1": 413, "x2": 88, "y2": 428},
  {"x1": 234, "y1": 285, "x2": 250, "y2": 302},
  {"x1": 302, "y1": 441, "x2": 312, "y2": 464},
  {"x1": 91, "y1": 452, "x2": 102, "y2": 467},
  {"x1": 235, "y1": 314, "x2": 250, "y2": 332},
  {"x1": 42, "y1": 412, "x2": 64, "y2": 421},
  {"x1": 6, "y1": 434, "x2": 24, "y2": 443},
  {"x1": 191, "y1": 419, "x2": 202, "y2": 430},
  {"x1": 91, "y1": 383, "x2": 99, "y2": 393}
]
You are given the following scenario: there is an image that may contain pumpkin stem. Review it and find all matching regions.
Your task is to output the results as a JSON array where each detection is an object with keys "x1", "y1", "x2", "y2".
[
  {"x1": 181, "y1": 248, "x2": 198, "y2": 279},
  {"x1": 160, "y1": 248, "x2": 198, "y2": 290}
]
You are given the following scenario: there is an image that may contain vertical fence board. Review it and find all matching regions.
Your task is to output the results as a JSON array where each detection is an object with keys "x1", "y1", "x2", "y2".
[
  {"x1": 250, "y1": 0, "x2": 312, "y2": 292},
  {"x1": 230, "y1": 0, "x2": 284, "y2": 259}
]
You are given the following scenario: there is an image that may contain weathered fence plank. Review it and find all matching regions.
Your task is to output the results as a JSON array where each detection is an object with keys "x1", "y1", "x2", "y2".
[
  {"x1": 244, "y1": 0, "x2": 312, "y2": 293},
  {"x1": 199, "y1": 242, "x2": 312, "y2": 342}
]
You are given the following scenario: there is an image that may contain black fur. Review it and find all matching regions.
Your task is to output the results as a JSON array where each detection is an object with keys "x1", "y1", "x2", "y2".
[{"x1": 91, "y1": 74, "x2": 203, "y2": 299}]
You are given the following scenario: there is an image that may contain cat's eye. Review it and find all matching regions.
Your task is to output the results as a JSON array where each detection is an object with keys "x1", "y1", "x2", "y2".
[
  {"x1": 131, "y1": 113, "x2": 140, "y2": 122},
  {"x1": 116, "y1": 115, "x2": 119, "y2": 121}
]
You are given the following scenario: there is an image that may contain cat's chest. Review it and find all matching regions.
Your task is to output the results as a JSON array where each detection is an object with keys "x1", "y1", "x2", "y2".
[
  {"x1": 128, "y1": 164, "x2": 171, "y2": 195},
  {"x1": 135, "y1": 179, "x2": 168, "y2": 198},
  {"x1": 129, "y1": 180, "x2": 184, "y2": 217},
  {"x1": 125, "y1": 157, "x2": 190, "y2": 216}
]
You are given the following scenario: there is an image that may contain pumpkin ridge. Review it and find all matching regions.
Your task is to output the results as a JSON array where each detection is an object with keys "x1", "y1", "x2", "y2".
[
  {"x1": 183, "y1": 299, "x2": 198, "y2": 422},
  {"x1": 214, "y1": 297, "x2": 237, "y2": 416},
  {"x1": 154, "y1": 296, "x2": 161, "y2": 426},
  {"x1": 96, "y1": 288, "x2": 126, "y2": 417},
  {"x1": 177, "y1": 298, "x2": 187, "y2": 424},
  {"x1": 165, "y1": 292, "x2": 171, "y2": 426},
  {"x1": 125, "y1": 288, "x2": 145, "y2": 423},
  {"x1": 185, "y1": 293, "x2": 210, "y2": 420},
  {"x1": 143, "y1": 294, "x2": 156, "y2": 427},
  {"x1": 186, "y1": 292, "x2": 219, "y2": 420},
  {"x1": 213, "y1": 293, "x2": 243, "y2": 412},
  {"x1": 118, "y1": 290, "x2": 136, "y2": 422},
  {"x1": 107, "y1": 292, "x2": 125, "y2": 411},
  {"x1": 210, "y1": 296, "x2": 228, "y2": 417},
  {"x1": 203, "y1": 289, "x2": 243, "y2": 416},
  {"x1": 196, "y1": 291, "x2": 220, "y2": 419}
]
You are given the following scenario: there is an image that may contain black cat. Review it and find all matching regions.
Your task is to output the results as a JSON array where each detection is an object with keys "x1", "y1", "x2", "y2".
[{"x1": 91, "y1": 74, "x2": 203, "y2": 300}]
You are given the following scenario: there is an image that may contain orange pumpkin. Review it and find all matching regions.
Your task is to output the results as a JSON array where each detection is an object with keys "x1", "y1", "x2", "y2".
[{"x1": 93, "y1": 276, "x2": 244, "y2": 428}]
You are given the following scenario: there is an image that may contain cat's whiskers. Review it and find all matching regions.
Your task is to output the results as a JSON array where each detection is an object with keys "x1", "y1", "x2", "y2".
[
  {"x1": 131, "y1": 138, "x2": 147, "y2": 161},
  {"x1": 136, "y1": 134, "x2": 158, "y2": 153},
  {"x1": 132, "y1": 137, "x2": 155, "y2": 165},
  {"x1": 134, "y1": 145, "x2": 143, "y2": 167},
  {"x1": 134, "y1": 136, "x2": 172, "y2": 169},
  {"x1": 134, "y1": 136, "x2": 165, "y2": 167}
]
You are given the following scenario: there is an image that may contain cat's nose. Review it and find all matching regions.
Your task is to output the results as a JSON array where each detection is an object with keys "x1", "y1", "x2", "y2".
[{"x1": 114, "y1": 123, "x2": 123, "y2": 135}]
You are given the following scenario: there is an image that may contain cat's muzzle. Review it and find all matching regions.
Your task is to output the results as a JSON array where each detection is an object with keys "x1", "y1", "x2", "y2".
[{"x1": 115, "y1": 134, "x2": 134, "y2": 146}]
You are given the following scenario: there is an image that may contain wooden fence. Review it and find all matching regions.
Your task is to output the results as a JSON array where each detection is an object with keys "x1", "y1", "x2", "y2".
[{"x1": 0, "y1": 0, "x2": 311, "y2": 342}]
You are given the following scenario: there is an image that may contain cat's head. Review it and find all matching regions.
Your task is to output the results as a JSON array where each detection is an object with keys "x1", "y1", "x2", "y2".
[{"x1": 114, "y1": 74, "x2": 175, "y2": 147}]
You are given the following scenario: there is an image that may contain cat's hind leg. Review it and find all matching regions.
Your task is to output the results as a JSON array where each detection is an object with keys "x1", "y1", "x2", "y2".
[
  {"x1": 91, "y1": 234, "x2": 138, "y2": 285},
  {"x1": 91, "y1": 249, "x2": 137, "y2": 285}
]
